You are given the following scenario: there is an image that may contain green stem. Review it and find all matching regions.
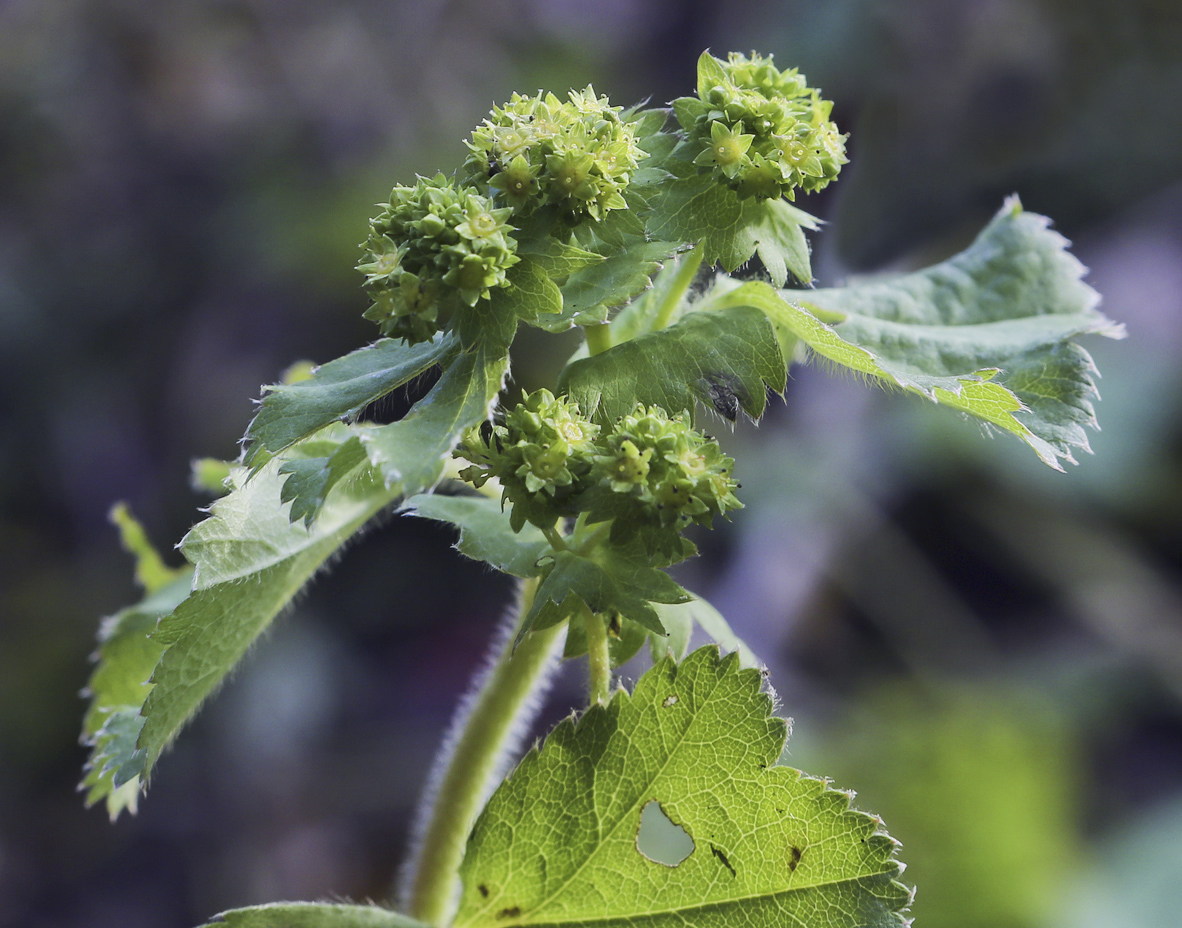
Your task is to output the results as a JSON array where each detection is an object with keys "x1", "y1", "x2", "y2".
[
  {"x1": 583, "y1": 322, "x2": 613, "y2": 356},
  {"x1": 584, "y1": 605, "x2": 611, "y2": 706},
  {"x1": 407, "y1": 578, "x2": 563, "y2": 926},
  {"x1": 650, "y1": 242, "x2": 704, "y2": 331},
  {"x1": 542, "y1": 524, "x2": 568, "y2": 552}
]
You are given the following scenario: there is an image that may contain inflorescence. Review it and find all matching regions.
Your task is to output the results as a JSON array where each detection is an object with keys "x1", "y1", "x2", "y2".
[
  {"x1": 674, "y1": 51, "x2": 847, "y2": 201},
  {"x1": 457, "y1": 390, "x2": 742, "y2": 541}
]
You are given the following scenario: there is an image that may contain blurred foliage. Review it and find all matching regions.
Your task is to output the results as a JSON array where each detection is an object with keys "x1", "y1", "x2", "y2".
[{"x1": 797, "y1": 683, "x2": 1080, "y2": 928}]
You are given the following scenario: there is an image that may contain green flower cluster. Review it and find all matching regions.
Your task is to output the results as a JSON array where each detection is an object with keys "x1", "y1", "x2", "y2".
[
  {"x1": 457, "y1": 390, "x2": 741, "y2": 538},
  {"x1": 675, "y1": 51, "x2": 847, "y2": 201},
  {"x1": 358, "y1": 174, "x2": 519, "y2": 343},
  {"x1": 463, "y1": 87, "x2": 646, "y2": 221}
]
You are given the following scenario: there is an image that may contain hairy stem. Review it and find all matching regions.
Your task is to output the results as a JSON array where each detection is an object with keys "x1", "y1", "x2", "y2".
[
  {"x1": 406, "y1": 578, "x2": 563, "y2": 926},
  {"x1": 584, "y1": 605, "x2": 611, "y2": 706},
  {"x1": 651, "y1": 242, "x2": 704, "y2": 331},
  {"x1": 583, "y1": 322, "x2": 613, "y2": 356}
]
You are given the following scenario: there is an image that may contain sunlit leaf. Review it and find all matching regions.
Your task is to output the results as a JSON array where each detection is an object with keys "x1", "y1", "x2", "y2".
[{"x1": 455, "y1": 646, "x2": 911, "y2": 928}]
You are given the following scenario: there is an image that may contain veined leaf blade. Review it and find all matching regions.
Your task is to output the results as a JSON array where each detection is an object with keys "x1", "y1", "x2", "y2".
[
  {"x1": 403, "y1": 493, "x2": 550, "y2": 578},
  {"x1": 558, "y1": 306, "x2": 786, "y2": 424},
  {"x1": 455, "y1": 646, "x2": 910, "y2": 928}
]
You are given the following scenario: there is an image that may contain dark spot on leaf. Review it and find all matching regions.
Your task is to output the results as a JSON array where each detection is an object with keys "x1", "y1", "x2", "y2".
[
  {"x1": 789, "y1": 845, "x2": 802, "y2": 872},
  {"x1": 497, "y1": 907, "x2": 521, "y2": 919},
  {"x1": 479, "y1": 884, "x2": 490, "y2": 898},
  {"x1": 711, "y1": 844, "x2": 736, "y2": 877},
  {"x1": 700, "y1": 373, "x2": 747, "y2": 421}
]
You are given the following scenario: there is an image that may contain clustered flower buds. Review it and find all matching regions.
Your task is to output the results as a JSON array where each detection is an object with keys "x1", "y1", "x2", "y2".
[
  {"x1": 359, "y1": 174, "x2": 519, "y2": 343},
  {"x1": 463, "y1": 87, "x2": 646, "y2": 221},
  {"x1": 457, "y1": 390, "x2": 741, "y2": 538},
  {"x1": 675, "y1": 52, "x2": 847, "y2": 201}
]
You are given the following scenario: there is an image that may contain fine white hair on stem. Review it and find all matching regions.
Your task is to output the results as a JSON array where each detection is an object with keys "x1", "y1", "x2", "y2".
[{"x1": 397, "y1": 582, "x2": 566, "y2": 909}]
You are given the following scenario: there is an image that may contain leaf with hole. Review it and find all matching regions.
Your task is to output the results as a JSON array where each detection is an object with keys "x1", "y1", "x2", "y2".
[{"x1": 455, "y1": 646, "x2": 911, "y2": 928}]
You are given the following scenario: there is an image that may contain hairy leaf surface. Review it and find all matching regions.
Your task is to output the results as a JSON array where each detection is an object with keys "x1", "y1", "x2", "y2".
[
  {"x1": 199, "y1": 902, "x2": 430, "y2": 928},
  {"x1": 455, "y1": 646, "x2": 911, "y2": 928},
  {"x1": 80, "y1": 571, "x2": 193, "y2": 818},
  {"x1": 84, "y1": 454, "x2": 402, "y2": 810},
  {"x1": 558, "y1": 306, "x2": 785, "y2": 424},
  {"x1": 245, "y1": 334, "x2": 457, "y2": 461},
  {"x1": 403, "y1": 493, "x2": 550, "y2": 578},
  {"x1": 714, "y1": 199, "x2": 1123, "y2": 468},
  {"x1": 648, "y1": 173, "x2": 818, "y2": 285}
]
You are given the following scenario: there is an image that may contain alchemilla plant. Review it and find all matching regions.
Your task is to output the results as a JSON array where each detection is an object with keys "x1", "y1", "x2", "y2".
[{"x1": 81, "y1": 52, "x2": 1122, "y2": 928}]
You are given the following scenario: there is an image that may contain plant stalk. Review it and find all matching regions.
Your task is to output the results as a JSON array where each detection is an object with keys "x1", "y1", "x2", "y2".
[
  {"x1": 406, "y1": 578, "x2": 563, "y2": 926},
  {"x1": 650, "y1": 242, "x2": 704, "y2": 331},
  {"x1": 584, "y1": 606, "x2": 611, "y2": 706},
  {"x1": 583, "y1": 322, "x2": 613, "y2": 356}
]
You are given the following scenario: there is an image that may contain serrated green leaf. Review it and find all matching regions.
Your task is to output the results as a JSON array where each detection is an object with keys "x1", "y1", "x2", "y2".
[
  {"x1": 85, "y1": 453, "x2": 403, "y2": 809},
  {"x1": 198, "y1": 902, "x2": 430, "y2": 928},
  {"x1": 245, "y1": 333, "x2": 457, "y2": 461},
  {"x1": 80, "y1": 571, "x2": 193, "y2": 818},
  {"x1": 455, "y1": 646, "x2": 911, "y2": 928},
  {"x1": 605, "y1": 246, "x2": 706, "y2": 345},
  {"x1": 526, "y1": 541, "x2": 690, "y2": 638},
  {"x1": 361, "y1": 343, "x2": 509, "y2": 493},
  {"x1": 558, "y1": 306, "x2": 786, "y2": 424},
  {"x1": 648, "y1": 173, "x2": 819, "y2": 285},
  {"x1": 403, "y1": 493, "x2": 550, "y2": 578},
  {"x1": 543, "y1": 241, "x2": 680, "y2": 332},
  {"x1": 712, "y1": 199, "x2": 1124, "y2": 469}
]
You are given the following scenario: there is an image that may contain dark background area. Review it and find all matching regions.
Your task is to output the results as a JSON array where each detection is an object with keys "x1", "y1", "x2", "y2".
[{"x1": 2, "y1": 1, "x2": 1181, "y2": 926}]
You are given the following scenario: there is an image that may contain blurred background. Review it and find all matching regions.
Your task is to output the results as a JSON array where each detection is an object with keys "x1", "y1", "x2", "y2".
[{"x1": 1, "y1": 1, "x2": 1181, "y2": 926}]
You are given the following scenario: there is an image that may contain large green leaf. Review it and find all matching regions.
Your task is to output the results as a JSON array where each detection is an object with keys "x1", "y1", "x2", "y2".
[
  {"x1": 711, "y1": 199, "x2": 1123, "y2": 469},
  {"x1": 85, "y1": 453, "x2": 402, "y2": 811},
  {"x1": 198, "y1": 903, "x2": 430, "y2": 928},
  {"x1": 245, "y1": 333, "x2": 457, "y2": 461},
  {"x1": 455, "y1": 646, "x2": 911, "y2": 928},
  {"x1": 648, "y1": 173, "x2": 819, "y2": 285},
  {"x1": 558, "y1": 306, "x2": 786, "y2": 424},
  {"x1": 403, "y1": 493, "x2": 551, "y2": 579}
]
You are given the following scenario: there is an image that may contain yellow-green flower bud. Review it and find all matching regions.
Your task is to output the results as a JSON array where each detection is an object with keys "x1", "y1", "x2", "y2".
[
  {"x1": 463, "y1": 87, "x2": 645, "y2": 222},
  {"x1": 359, "y1": 175, "x2": 519, "y2": 342},
  {"x1": 675, "y1": 51, "x2": 847, "y2": 201}
]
